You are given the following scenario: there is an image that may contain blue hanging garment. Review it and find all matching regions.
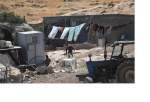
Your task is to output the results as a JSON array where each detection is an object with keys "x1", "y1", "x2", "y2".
[
  {"x1": 67, "y1": 27, "x2": 75, "y2": 41},
  {"x1": 74, "y1": 23, "x2": 86, "y2": 41}
]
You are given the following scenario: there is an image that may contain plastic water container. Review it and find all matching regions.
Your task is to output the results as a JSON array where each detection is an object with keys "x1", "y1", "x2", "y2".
[{"x1": 63, "y1": 58, "x2": 77, "y2": 72}]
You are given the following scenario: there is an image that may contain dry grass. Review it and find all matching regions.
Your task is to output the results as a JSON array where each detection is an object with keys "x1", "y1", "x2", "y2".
[{"x1": 0, "y1": 0, "x2": 128, "y2": 22}]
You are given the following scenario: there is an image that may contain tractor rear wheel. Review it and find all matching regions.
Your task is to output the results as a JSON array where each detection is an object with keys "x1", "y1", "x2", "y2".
[{"x1": 116, "y1": 61, "x2": 134, "y2": 83}]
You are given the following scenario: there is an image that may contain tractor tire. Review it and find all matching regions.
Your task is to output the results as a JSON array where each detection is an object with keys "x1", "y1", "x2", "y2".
[{"x1": 116, "y1": 61, "x2": 134, "y2": 83}]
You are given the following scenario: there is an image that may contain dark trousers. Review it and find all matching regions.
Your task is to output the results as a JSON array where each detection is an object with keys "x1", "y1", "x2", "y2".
[{"x1": 67, "y1": 52, "x2": 73, "y2": 58}]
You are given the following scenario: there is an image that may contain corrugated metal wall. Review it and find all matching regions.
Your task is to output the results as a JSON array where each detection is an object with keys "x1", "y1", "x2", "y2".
[{"x1": 43, "y1": 14, "x2": 134, "y2": 44}]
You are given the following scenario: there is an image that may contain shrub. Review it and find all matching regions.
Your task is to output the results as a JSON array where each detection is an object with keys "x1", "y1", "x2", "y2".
[{"x1": 0, "y1": 12, "x2": 25, "y2": 24}]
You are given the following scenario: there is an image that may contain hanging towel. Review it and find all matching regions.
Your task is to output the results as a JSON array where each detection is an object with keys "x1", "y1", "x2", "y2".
[
  {"x1": 48, "y1": 26, "x2": 59, "y2": 39},
  {"x1": 74, "y1": 23, "x2": 86, "y2": 41},
  {"x1": 68, "y1": 27, "x2": 75, "y2": 41},
  {"x1": 60, "y1": 27, "x2": 70, "y2": 39},
  {"x1": 74, "y1": 26, "x2": 80, "y2": 41}
]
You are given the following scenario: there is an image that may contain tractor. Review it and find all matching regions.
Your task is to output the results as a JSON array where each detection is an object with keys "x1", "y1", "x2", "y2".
[{"x1": 86, "y1": 40, "x2": 134, "y2": 83}]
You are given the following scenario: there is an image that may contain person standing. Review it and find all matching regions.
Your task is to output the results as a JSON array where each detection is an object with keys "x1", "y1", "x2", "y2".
[{"x1": 66, "y1": 44, "x2": 75, "y2": 58}]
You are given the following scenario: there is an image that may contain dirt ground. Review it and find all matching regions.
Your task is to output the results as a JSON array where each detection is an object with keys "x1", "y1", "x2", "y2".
[
  {"x1": 32, "y1": 71, "x2": 88, "y2": 83},
  {"x1": 0, "y1": 0, "x2": 134, "y2": 83},
  {"x1": 0, "y1": 43, "x2": 134, "y2": 83},
  {"x1": 0, "y1": 0, "x2": 132, "y2": 22},
  {"x1": 30, "y1": 44, "x2": 134, "y2": 83}
]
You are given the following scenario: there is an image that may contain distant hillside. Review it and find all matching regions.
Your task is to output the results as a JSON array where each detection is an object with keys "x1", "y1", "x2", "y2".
[{"x1": 0, "y1": 0, "x2": 133, "y2": 22}]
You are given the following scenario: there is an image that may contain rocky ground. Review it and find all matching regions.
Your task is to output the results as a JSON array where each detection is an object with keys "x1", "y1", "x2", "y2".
[
  {"x1": 0, "y1": 0, "x2": 134, "y2": 83},
  {"x1": 62, "y1": 0, "x2": 134, "y2": 16},
  {"x1": 32, "y1": 46, "x2": 106, "y2": 83},
  {"x1": 30, "y1": 44, "x2": 134, "y2": 83},
  {"x1": 0, "y1": 43, "x2": 134, "y2": 83},
  {"x1": 0, "y1": 0, "x2": 134, "y2": 22}
]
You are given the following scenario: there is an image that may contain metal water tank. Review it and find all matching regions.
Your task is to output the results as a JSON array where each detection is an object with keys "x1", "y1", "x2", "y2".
[{"x1": 17, "y1": 31, "x2": 45, "y2": 65}]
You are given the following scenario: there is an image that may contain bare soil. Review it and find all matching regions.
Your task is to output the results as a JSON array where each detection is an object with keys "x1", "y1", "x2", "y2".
[
  {"x1": 0, "y1": 0, "x2": 131, "y2": 22},
  {"x1": 31, "y1": 44, "x2": 134, "y2": 83}
]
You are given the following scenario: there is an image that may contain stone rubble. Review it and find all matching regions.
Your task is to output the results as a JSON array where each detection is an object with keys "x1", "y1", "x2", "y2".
[
  {"x1": 64, "y1": 0, "x2": 134, "y2": 16},
  {"x1": 0, "y1": 44, "x2": 134, "y2": 83}
]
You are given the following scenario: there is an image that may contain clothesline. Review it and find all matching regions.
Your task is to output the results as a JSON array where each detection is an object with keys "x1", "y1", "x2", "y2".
[
  {"x1": 47, "y1": 23, "x2": 112, "y2": 42},
  {"x1": 48, "y1": 23, "x2": 86, "y2": 42}
]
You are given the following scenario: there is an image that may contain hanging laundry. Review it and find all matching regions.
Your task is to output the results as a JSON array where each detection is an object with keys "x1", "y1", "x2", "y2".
[
  {"x1": 96, "y1": 25, "x2": 105, "y2": 39},
  {"x1": 59, "y1": 27, "x2": 64, "y2": 33},
  {"x1": 60, "y1": 27, "x2": 70, "y2": 39},
  {"x1": 106, "y1": 26, "x2": 112, "y2": 35},
  {"x1": 55, "y1": 27, "x2": 64, "y2": 38},
  {"x1": 68, "y1": 27, "x2": 75, "y2": 41},
  {"x1": 74, "y1": 23, "x2": 86, "y2": 41},
  {"x1": 104, "y1": 26, "x2": 112, "y2": 37},
  {"x1": 48, "y1": 26, "x2": 59, "y2": 39},
  {"x1": 92, "y1": 24, "x2": 99, "y2": 31}
]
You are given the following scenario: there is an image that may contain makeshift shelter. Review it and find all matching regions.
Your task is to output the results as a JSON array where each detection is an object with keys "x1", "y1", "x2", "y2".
[{"x1": 43, "y1": 14, "x2": 134, "y2": 47}]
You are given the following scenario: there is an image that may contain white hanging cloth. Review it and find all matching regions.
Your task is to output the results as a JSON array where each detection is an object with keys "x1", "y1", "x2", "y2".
[
  {"x1": 60, "y1": 27, "x2": 70, "y2": 39},
  {"x1": 48, "y1": 26, "x2": 59, "y2": 39}
]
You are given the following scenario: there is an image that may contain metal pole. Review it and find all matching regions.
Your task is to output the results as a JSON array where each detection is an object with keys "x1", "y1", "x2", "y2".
[{"x1": 87, "y1": 16, "x2": 93, "y2": 42}]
